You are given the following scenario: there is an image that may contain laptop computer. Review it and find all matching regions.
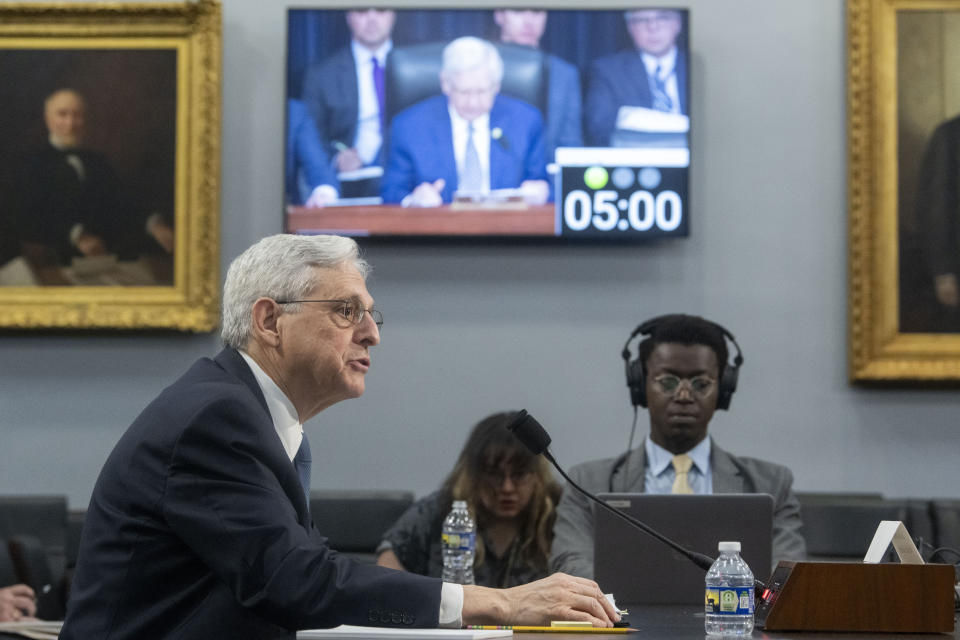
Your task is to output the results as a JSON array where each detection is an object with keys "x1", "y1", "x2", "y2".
[{"x1": 593, "y1": 493, "x2": 774, "y2": 605}]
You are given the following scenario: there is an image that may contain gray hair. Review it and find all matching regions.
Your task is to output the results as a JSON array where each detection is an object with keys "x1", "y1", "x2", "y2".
[
  {"x1": 440, "y1": 36, "x2": 504, "y2": 86},
  {"x1": 220, "y1": 234, "x2": 369, "y2": 349}
]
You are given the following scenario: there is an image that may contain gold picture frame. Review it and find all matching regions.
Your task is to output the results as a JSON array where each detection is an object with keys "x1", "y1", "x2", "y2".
[
  {"x1": 849, "y1": 0, "x2": 960, "y2": 380},
  {"x1": 0, "y1": 0, "x2": 220, "y2": 331}
]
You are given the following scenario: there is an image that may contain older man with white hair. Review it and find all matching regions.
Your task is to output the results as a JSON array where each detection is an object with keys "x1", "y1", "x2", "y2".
[
  {"x1": 14, "y1": 88, "x2": 175, "y2": 269},
  {"x1": 62, "y1": 233, "x2": 619, "y2": 639},
  {"x1": 381, "y1": 36, "x2": 549, "y2": 206}
]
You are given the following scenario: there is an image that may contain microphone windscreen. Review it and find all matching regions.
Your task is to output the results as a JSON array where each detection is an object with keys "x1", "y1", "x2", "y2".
[{"x1": 507, "y1": 409, "x2": 552, "y2": 455}]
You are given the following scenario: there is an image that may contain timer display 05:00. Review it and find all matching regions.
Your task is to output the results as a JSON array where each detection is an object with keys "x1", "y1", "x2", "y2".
[
  {"x1": 554, "y1": 162, "x2": 689, "y2": 238},
  {"x1": 562, "y1": 189, "x2": 683, "y2": 233}
]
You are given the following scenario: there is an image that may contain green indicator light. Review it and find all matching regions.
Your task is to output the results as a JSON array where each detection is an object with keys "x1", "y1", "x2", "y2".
[{"x1": 583, "y1": 166, "x2": 609, "y2": 190}]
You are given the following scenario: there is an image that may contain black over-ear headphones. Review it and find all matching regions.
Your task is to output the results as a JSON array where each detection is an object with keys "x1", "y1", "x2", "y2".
[{"x1": 621, "y1": 314, "x2": 744, "y2": 410}]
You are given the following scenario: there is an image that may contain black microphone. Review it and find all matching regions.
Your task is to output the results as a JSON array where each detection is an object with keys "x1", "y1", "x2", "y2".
[{"x1": 508, "y1": 409, "x2": 715, "y2": 573}]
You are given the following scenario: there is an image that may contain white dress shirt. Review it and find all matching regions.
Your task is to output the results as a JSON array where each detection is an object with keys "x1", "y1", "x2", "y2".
[
  {"x1": 238, "y1": 351, "x2": 464, "y2": 626},
  {"x1": 644, "y1": 435, "x2": 713, "y2": 494},
  {"x1": 641, "y1": 46, "x2": 681, "y2": 114},
  {"x1": 351, "y1": 39, "x2": 392, "y2": 166},
  {"x1": 448, "y1": 106, "x2": 491, "y2": 193}
]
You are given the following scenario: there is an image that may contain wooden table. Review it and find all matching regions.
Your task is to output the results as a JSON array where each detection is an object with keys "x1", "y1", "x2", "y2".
[
  {"x1": 510, "y1": 604, "x2": 958, "y2": 639},
  {"x1": 286, "y1": 204, "x2": 556, "y2": 236}
]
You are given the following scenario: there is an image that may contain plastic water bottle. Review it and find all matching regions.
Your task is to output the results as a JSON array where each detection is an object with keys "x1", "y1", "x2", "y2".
[
  {"x1": 704, "y1": 540, "x2": 755, "y2": 636},
  {"x1": 441, "y1": 500, "x2": 475, "y2": 584}
]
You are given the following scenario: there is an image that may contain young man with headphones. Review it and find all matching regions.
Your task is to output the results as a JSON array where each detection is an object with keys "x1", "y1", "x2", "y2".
[{"x1": 549, "y1": 314, "x2": 807, "y2": 579}]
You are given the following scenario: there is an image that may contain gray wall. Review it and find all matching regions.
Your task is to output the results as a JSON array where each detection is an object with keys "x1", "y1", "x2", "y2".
[{"x1": 2, "y1": 0, "x2": 958, "y2": 510}]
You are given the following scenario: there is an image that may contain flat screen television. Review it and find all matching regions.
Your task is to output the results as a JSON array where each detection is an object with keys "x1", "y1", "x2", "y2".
[{"x1": 285, "y1": 7, "x2": 690, "y2": 240}]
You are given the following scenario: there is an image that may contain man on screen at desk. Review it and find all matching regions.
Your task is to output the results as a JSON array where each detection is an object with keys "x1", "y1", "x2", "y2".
[
  {"x1": 380, "y1": 37, "x2": 550, "y2": 207},
  {"x1": 493, "y1": 9, "x2": 583, "y2": 161},
  {"x1": 584, "y1": 9, "x2": 689, "y2": 146},
  {"x1": 549, "y1": 314, "x2": 806, "y2": 579},
  {"x1": 301, "y1": 9, "x2": 395, "y2": 196},
  {"x1": 61, "y1": 234, "x2": 619, "y2": 640}
]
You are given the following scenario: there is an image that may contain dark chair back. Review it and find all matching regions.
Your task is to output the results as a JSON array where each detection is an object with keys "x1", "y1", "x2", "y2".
[
  {"x1": 0, "y1": 495, "x2": 68, "y2": 576},
  {"x1": 65, "y1": 508, "x2": 86, "y2": 569},
  {"x1": 0, "y1": 543, "x2": 18, "y2": 587},
  {"x1": 310, "y1": 489, "x2": 414, "y2": 563},
  {"x1": 0, "y1": 495, "x2": 68, "y2": 546},
  {"x1": 0, "y1": 495, "x2": 70, "y2": 618},
  {"x1": 385, "y1": 41, "x2": 548, "y2": 127},
  {"x1": 931, "y1": 500, "x2": 960, "y2": 555},
  {"x1": 797, "y1": 494, "x2": 906, "y2": 560}
]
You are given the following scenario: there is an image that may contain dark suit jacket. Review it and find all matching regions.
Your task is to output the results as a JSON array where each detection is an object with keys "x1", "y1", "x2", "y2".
[
  {"x1": 13, "y1": 144, "x2": 128, "y2": 265},
  {"x1": 380, "y1": 94, "x2": 548, "y2": 204},
  {"x1": 916, "y1": 114, "x2": 960, "y2": 278},
  {"x1": 545, "y1": 54, "x2": 583, "y2": 161},
  {"x1": 548, "y1": 439, "x2": 807, "y2": 579},
  {"x1": 302, "y1": 46, "x2": 371, "y2": 164},
  {"x1": 286, "y1": 99, "x2": 338, "y2": 205},
  {"x1": 584, "y1": 48, "x2": 689, "y2": 147},
  {"x1": 61, "y1": 348, "x2": 441, "y2": 640}
]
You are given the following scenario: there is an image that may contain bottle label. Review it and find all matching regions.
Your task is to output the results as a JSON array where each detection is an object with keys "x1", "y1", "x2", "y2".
[
  {"x1": 442, "y1": 531, "x2": 476, "y2": 551},
  {"x1": 705, "y1": 586, "x2": 753, "y2": 615}
]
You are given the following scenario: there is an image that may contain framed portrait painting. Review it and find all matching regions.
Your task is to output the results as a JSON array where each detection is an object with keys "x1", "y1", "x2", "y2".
[
  {"x1": 849, "y1": 0, "x2": 960, "y2": 380},
  {"x1": 0, "y1": 0, "x2": 220, "y2": 331}
]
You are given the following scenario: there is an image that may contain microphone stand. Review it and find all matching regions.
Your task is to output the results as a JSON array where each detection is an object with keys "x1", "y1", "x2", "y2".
[
  {"x1": 506, "y1": 409, "x2": 766, "y2": 593},
  {"x1": 542, "y1": 449, "x2": 715, "y2": 572}
]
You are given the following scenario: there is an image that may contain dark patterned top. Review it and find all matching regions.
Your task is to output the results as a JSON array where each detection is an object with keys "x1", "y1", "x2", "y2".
[{"x1": 378, "y1": 490, "x2": 550, "y2": 588}]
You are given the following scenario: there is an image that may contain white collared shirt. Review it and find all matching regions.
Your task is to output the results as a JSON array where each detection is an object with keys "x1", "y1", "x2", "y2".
[
  {"x1": 448, "y1": 105, "x2": 491, "y2": 193},
  {"x1": 239, "y1": 351, "x2": 302, "y2": 460},
  {"x1": 351, "y1": 39, "x2": 392, "y2": 166},
  {"x1": 640, "y1": 46, "x2": 681, "y2": 114},
  {"x1": 237, "y1": 350, "x2": 464, "y2": 626},
  {"x1": 644, "y1": 435, "x2": 713, "y2": 494}
]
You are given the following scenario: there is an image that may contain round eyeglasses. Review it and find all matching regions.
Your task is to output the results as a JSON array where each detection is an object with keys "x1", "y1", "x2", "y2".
[{"x1": 652, "y1": 374, "x2": 715, "y2": 396}]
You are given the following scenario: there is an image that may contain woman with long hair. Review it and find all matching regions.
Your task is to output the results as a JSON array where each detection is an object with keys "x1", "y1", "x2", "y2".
[{"x1": 376, "y1": 411, "x2": 562, "y2": 587}]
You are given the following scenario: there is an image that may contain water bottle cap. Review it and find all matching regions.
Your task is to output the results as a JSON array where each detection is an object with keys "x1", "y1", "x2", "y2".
[
  {"x1": 452, "y1": 500, "x2": 467, "y2": 509},
  {"x1": 718, "y1": 541, "x2": 741, "y2": 552}
]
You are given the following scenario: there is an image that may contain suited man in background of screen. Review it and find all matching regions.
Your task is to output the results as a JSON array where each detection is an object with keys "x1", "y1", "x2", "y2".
[
  {"x1": 61, "y1": 234, "x2": 619, "y2": 640},
  {"x1": 584, "y1": 9, "x2": 688, "y2": 147},
  {"x1": 549, "y1": 314, "x2": 806, "y2": 579},
  {"x1": 493, "y1": 9, "x2": 583, "y2": 161},
  {"x1": 286, "y1": 98, "x2": 340, "y2": 208},
  {"x1": 381, "y1": 36, "x2": 549, "y2": 207},
  {"x1": 301, "y1": 10, "x2": 395, "y2": 182}
]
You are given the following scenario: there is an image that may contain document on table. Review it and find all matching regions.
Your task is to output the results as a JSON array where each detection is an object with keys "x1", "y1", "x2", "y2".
[
  {"x1": 0, "y1": 620, "x2": 63, "y2": 640},
  {"x1": 298, "y1": 625, "x2": 511, "y2": 639}
]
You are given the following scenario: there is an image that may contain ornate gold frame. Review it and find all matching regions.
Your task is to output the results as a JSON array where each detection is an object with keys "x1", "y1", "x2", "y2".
[
  {"x1": 0, "y1": 1, "x2": 220, "y2": 331},
  {"x1": 849, "y1": 0, "x2": 960, "y2": 380}
]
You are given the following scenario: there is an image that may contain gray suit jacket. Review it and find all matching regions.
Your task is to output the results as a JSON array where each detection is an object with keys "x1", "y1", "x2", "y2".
[{"x1": 549, "y1": 439, "x2": 806, "y2": 579}]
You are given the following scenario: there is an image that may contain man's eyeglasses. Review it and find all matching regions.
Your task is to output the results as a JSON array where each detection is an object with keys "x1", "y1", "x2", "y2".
[
  {"x1": 479, "y1": 466, "x2": 535, "y2": 488},
  {"x1": 653, "y1": 374, "x2": 715, "y2": 397},
  {"x1": 274, "y1": 299, "x2": 383, "y2": 329}
]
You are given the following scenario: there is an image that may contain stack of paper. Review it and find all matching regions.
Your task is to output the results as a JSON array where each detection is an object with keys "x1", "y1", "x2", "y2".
[
  {"x1": 298, "y1": 626, "x2": 511, "y2": 639},
  {"x1": 0, "y1": 620, "x2": 63, "y2": 640}
]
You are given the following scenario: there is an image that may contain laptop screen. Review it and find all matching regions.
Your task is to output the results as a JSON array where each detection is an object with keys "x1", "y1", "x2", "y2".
[{"x1": 593, "y1": 493, "x2": 773, "y2": 605}]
